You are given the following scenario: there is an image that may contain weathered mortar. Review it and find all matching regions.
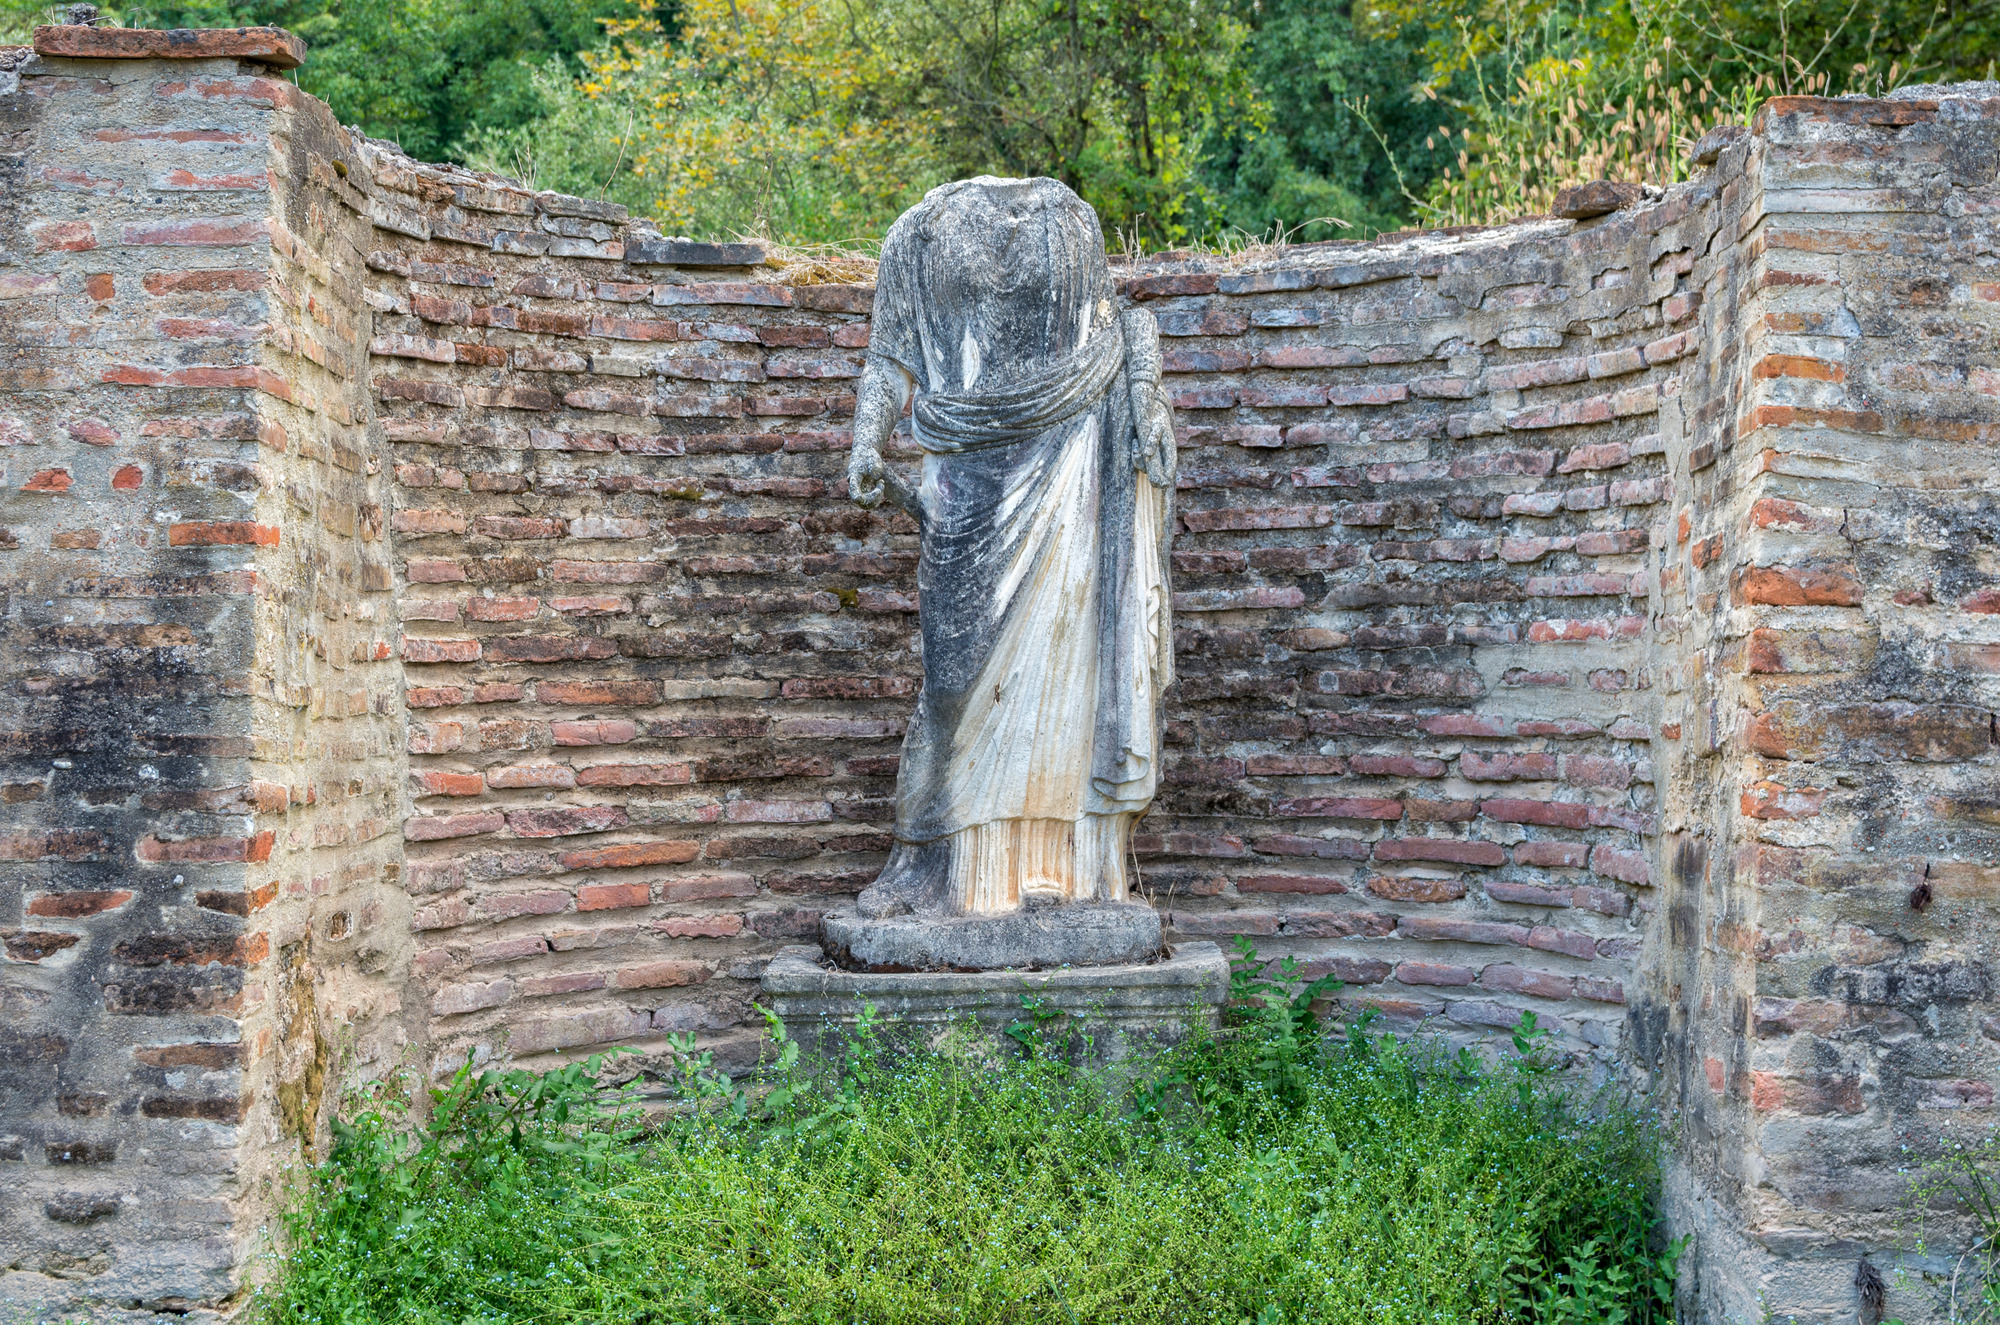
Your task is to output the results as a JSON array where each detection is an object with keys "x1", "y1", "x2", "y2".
[{"x1": 3, "y1": 26, "x2": 1998, "y2": 1323}]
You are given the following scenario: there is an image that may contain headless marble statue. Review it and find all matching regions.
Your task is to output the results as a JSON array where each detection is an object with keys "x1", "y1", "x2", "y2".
[{"x1": 820, "y1": 176, "x2": 1176, "y2": 971}]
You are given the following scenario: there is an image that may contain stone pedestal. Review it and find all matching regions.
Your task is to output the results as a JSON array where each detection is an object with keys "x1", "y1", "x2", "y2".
[
  {"x1": 821, "y1": 897, "x2": 1162, "y2": 971},
  {"x1": 759, "y1": 941, "x2": 1229, "y2": 1067}
]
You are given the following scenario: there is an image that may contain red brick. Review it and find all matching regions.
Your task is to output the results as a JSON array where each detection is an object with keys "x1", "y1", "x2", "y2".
[
  {"x1": 1374, "y1": 838, "x2": 1505, "y2": 867},
  {"x1": 1123, "y1": 272, "x2": 1220, "y2": 299},
  {"x1": 403, "y1": 637, "x2": 479, "y2": 663},
  {"x1": 507, "y1": 806, "x2": 628, "y2": 838},
  {"x1": 1734, "y1": 565, "x2": 1863, "y2": 608},
  {"x1": 613, "y1": 960, "x2": 710, "y2": 989},
  {"x1": 1461, "y1": 753, "x2": 1559, "y2": 783},
  {"x1": 1752, "y1": 353, "x2": 1844, "y2": 382},
  {"x1": 553, "y1": 720, "x2": 637, "y2": 746},
  {"x1": 0, "y1": 271, "x2": 60, "y2": 301},
  {"x1": 1562, "y1": 755, "x2": 1632, "y2": 790},
  {"x1": 1526, "y1": 926, "x2": 1597, "y2": 960},
  {"x1": 1367, "y1": 875, "x2": 1467, "y2": 903},
  {"x1": 143, "y1": 269, "x2": 264, "y2": 294},
  {"x1": 1749, "y1": 1071, "x2": 1864, "y2": 1115},
  {"x1": 405, "y1": 812, "x2": 505, "y2": 842},
  {"x1": 393, "y1": 509, "x2": 469, "y2": 535},
  {"x1": 1274, "y1": 797, "x2": 1403, "y2": 820},
  {"x1": 1280, "y1": 910, "x2": 1396, "y2": 937},
  {"x1": 26, "y1": 889, "x2": 133, "y2": 918},
  {"x1": 475, "y1": 515, "x2": 566, "y2": 540},
  {"x1": 1245, "y1": 755, "x2": 1345, "y2": 776},
  {"x1": 561, "y1": 840, "x2": 700, "y2": 870},
  {"x1": 1589, "y1": 844, "x2": 1650, "y2": 885},
  {"x1": 1479, "y1": 965, "x2": 1573, "y2": 1000},
  {"x1": 518, "y1": 972, "x2": 608, "y2": 997},
  {"x1": 135, "y1": 831, "x2": 273, "y2": 863},
  {"x1": 33, "y1": 220, "x2": 97, "y2": 252},
  {"x1": 1248, "y1": 835, "x2": 1369, "y2": 860},
  {"x1": 577, "y1": 883, "x2": 652, "y2": 911},
  {"x1": 1347, "y1": 754, "x2": 1447, "y2": 778},
  {"x1": 407, "y1": 559, "x2": 468, "y2": 583},
  {"x1": 407, "y1": 686, "x2": 465, "y2": 708},
  {"x1": 121, "y1": 218, "x2": 268, "y2": 246},
  {"x1": 1406, "y1": 799, "x2": 1479, "y2": 822},
  {"x1": 1236, "y1": 874, "x2": 1349, "y2": 895},
  {"x1": 576, "y1": 763, "x2": 693, "y2": 787},
  {"x1": 539, "y1": 680, "x2": 659, "y2": 706},
  {"x1": 1575, "y1": 978, "x2": 1625, "y2": 1004},
  {"x1": 476, "y1": 890, "x2": 569, "y2": 919},
  {"x1": 661, "y1": 873, "x2": 758, "y2": 901},
  {"x1": 1396, "y1": 916, "x2": 1530, "y2": 946},
  {"x1": 487, "y1": 636, "x2": 620, "y2": 663},
  {"x1": 1486, "y1": 880, "x2": 1573, "y2": 907},
  {"x1": 1395, "y1": 961, "x2": 1476, "y2": 986},
  {"x1": 1572, "y1": 887, "x2": 1630, "y2": 917},
  {"x1": 487, "y1": 764, "x2": 576, "y2": 790},
  {"x1": 138, "y1": 1095, "x2": 250, "y2": 1122},
  {"x1": 778, "y1": 676, "x2": 917, "y2": 699},
  {"x1": 1526, "y1": 617, "x2": 1645, "y2": 642},
  {"x1": 469, "y1": 596, "x2": 540, "y2": 621},
  {"x1": 1511, "y1": 841, "x2": 1589, "y2": 868},
  {"x1": 414, "y1": 771, "x2": 484, "y2": 797},
  {"x1": 1741, "y1": 781, "x2": 1828, "y2": 820}
]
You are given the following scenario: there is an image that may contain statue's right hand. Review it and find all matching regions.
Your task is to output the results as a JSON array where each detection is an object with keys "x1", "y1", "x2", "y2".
[{"x1": 848, "y1": 442, "x2": 886, "y2": 509}]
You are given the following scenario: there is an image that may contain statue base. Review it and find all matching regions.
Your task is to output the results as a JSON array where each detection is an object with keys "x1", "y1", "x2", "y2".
[
  {"x1": 821, "y1": 899, "x2": 1162, "y2": 972},
  {"x1": 759, "y1": 941, "x2": 1229, "y2": 1068}
]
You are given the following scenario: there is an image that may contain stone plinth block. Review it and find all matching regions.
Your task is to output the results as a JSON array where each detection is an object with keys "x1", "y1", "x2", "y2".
[
  {"x1": 1552, "y1": 179, "x2": 1645, "y2": 219},
  {"x1": 627, "y1": 237, "x2": 766, "y2": 266},
  {"x1": 760, "y1": 941, "x2": 1229, "y2": 1066},
  {"x1": 33, "y1": 23, "x2": 306, "y2": 67},
  {"x1": 822, "y1": 898, "x2": 1163, "y2": 971}
]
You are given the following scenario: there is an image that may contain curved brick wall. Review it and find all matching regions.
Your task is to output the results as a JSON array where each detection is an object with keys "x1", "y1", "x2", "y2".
[
  {"x1": 5, "y1": 29, "x2": 2000, "y2": 1323},
  {"x1": 364, "y1": 180, "x2": 1680, "y2": 1079}
]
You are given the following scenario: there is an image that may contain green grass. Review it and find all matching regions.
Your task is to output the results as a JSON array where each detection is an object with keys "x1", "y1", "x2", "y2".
[{"x1": 264, "y1": 947, "x2": 1680, "y2": 1324}]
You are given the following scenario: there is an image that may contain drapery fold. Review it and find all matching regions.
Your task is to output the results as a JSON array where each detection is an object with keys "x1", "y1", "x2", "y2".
[{"x1": 913, "y1": 326, "x2": 1125, "y2": 454}]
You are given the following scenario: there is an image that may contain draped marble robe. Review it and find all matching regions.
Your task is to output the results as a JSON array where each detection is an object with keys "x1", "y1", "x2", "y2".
[{"x1": 851, "y1": 177, "x2": 1175, "y2": 925}]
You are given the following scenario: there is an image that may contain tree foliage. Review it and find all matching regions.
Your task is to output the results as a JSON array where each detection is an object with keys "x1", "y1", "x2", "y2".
[
  {"x1": 8, "y1": 0, "x2": 2000, "y2": 242},
  {"x1": 1, "y1": 0, "x2": 635, "y2": 163},
  {"x1": 1198, "y1": 0, "x2": 1450, "y2": 242}
]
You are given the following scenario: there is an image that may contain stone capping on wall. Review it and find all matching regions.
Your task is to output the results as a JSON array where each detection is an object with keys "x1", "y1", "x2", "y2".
[{"x1": 30, "y1": 22, "x2": 307, "y2": 67}]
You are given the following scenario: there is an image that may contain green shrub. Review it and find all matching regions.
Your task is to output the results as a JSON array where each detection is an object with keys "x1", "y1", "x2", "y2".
[
  {"x1": 265, "y1": 945, "x2": 1681, "y2": 1325},
  {"x1": 1897, "y1": 1132, "x2": 2000, "y2": 1322}
]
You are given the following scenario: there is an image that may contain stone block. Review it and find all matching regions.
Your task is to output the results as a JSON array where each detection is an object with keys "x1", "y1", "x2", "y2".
[
  {"x1": 761, "y1": 941, "x2": 1229, "y2": 1066},
  {"x1": 33, "y1": 22, "x2": 307, "y2": 66}
]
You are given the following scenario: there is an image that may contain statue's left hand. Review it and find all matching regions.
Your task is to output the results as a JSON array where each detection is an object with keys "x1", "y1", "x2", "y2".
[
  {"x1": 848, "y1": 441, "x2": 886, "y2": 509},
  {"x1": 850, "y1": 357, "x2": 909, "y2": 509},
  {"x1": 1138, "y1": 388, "x2": 1177, "y2": 487},
  {"x1": 1121, "y1": 309, "x2": 1175, "y2": 486}
]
